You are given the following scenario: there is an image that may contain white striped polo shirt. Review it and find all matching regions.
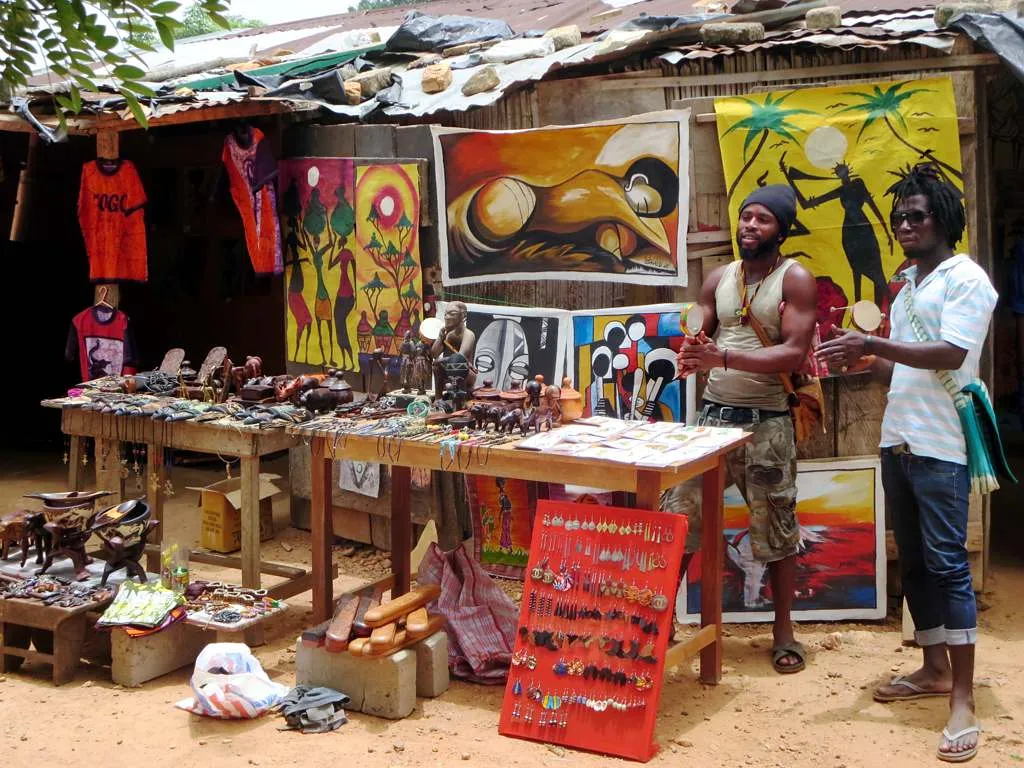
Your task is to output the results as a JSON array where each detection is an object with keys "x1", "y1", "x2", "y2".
[{"x1": 880, "y1": 254, "x2": 998, "y2": 465}]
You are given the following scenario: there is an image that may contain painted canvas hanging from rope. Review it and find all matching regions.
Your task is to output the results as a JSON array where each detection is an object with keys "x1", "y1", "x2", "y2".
[
  {"x1": 714, "y1": 77, "x2": 965, "y2": 338},
  {"x1": 280, "y1": 158, "x2": 423, "y2": 370},
  {"x1": 571, "y1": 304, "x2": 685, "y2": 422},
  {"x1": 432, "y1": 110, "x2": 690, "y2": 287}
]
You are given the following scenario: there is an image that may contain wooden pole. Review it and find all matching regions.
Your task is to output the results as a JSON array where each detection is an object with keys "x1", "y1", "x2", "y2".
[{"x1": 9, "y1": 133, "x2": 38, "y2": 241}]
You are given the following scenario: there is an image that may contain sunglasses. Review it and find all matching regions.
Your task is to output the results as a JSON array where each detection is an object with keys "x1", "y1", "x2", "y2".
[{"x1": 890, "y1": 210, "x2": 933, "y2": 229}]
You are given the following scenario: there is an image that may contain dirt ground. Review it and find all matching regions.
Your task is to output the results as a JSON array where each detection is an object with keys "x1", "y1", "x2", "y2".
[{"x1": 1, "y1": 449, "x2": 1022, "y2": 768}]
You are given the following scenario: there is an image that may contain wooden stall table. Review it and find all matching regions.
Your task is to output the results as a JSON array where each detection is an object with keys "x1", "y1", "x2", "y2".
[
  {"x1": 42, "y1": 403, "x2": 310, "y2": 601},
  {"x1": 290, "y1": 426, "x2": 750, "y2": 685}
]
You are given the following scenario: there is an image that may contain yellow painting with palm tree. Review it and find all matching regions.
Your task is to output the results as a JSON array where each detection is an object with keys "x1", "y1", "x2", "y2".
[{"x1": 715, "y1": 77, "x2": 965, "y2": 337}]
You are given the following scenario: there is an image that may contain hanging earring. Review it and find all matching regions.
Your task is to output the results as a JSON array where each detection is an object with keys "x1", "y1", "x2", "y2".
[
  {"x1": 512, "y1": 678, "x2": 523, "y2": 696},
  {"x1": 81, "y1": 440, "x2": 90, "y2": 466},
  {"x1": 62, "y1": 437, "x2": 70, "y2": 465}
]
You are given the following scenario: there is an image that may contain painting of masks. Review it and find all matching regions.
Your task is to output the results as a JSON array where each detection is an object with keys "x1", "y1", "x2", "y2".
[
  {"x1": 571, "y1": 304, "x2": 686, "y2": 422},
  {"x1": 437, "y1": 302, "x2": 570, "y2": 393},
  {"x1": 432, "y1": 111, "x2": 690, "y2": 286}
]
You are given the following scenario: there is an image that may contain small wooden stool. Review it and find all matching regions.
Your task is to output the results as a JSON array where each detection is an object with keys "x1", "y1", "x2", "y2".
[{"x1": 0, "y1": 596, "x2": 111, "y2": 685}]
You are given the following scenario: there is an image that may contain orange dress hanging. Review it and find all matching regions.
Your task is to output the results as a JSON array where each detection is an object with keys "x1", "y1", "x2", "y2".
[{"x1": 222, "y1": 127, "x2": 283, "y2": 275}]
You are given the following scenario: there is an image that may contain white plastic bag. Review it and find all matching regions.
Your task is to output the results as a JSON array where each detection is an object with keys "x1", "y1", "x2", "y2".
[{"x1": 175, "y1": 643, "x2": 288, "y2": 719}]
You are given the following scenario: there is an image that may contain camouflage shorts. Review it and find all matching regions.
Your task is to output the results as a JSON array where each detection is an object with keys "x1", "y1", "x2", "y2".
[{"x1": 660, "y1": 412, "x2": 799, "y2": 563}]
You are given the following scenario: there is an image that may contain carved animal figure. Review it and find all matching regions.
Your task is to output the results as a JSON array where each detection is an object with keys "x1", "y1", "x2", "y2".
[
  {"x1": 20, "y1": 512, "x2": 51, "y2": 567},
  {"x1": 499, "y1": 407, "x2": 524, "y2": 434}
]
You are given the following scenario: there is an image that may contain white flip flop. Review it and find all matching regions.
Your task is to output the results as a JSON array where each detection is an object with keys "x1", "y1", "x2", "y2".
[{"x1": 937, "y1": 724, "x2": 981, "y2": 763}]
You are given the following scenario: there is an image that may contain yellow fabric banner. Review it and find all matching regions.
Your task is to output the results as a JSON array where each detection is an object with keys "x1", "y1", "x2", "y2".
[{"x1": 715, "y1": 77, "x2": 966, "y2": 332}]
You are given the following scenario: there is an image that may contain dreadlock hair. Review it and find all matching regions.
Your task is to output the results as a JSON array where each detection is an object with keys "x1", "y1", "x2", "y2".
[{"x1": 885, "y1": 163, "x2": 965, "y2": 248}]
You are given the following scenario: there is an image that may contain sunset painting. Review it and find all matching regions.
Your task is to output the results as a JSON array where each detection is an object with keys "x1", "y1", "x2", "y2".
[{"x1": 678, "y1": 457, "x2": 885, "y2": 622}]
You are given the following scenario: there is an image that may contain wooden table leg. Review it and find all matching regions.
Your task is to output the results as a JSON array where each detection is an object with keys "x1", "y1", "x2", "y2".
[
  {"x1": 52, "y1": 613, "x2": 87, "y2": 686},
  {"x1": 635, "y1": 469, "x2": 662, "y2": 511},
  {"x1": 391, "y1": 465, "x2": 412, "y2": 598},
  {"x1": 94, "y1": 438, "x2": 124, "y2": 502},
  {"x1": 700, "y1": 456, "x2": 726, "y2": 684},
  {"x1": 145, "y1": 443, "x2": 165, "y2": 574},
  {"x1": 239, "y1": 455, "x2": 265, "y2": 647},
  {"x1": 310, "y1": 438, "x2": 335, "y2": 623},
  {"x1": 68, "y1": 436, "x2": 83, "y2": 491},
  {"x1": 239, "y1": 456, "x2": 261, "y2": 590}
]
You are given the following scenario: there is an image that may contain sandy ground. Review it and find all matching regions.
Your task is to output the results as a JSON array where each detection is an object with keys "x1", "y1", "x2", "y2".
[{"x1": 1, "y1": 449, "x2": 1022, "y2": 768}]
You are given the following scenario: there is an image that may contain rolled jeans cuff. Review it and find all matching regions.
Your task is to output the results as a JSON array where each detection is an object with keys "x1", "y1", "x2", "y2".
[
  {"x1": 945, "y1": 627, "x2": 977, "y2": 646},
  {"x1": 914, "y1": 626, "x2": 948, "y2": 646}
]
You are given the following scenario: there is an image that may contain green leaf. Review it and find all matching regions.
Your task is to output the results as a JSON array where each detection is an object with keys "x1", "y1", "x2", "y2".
[
  {"x1": 150, "y1": 1, "x2": 181, "y2": 14},
  {"x1": 113, "y1": 64, "x2": 146, "y2": 80},
  {"x1": 121, "y1": 79, "x2": 156, "y2": 97},
  {"x1": 207, "y1": 11, "x2": 229, "y2": 28},
  {"x1": 96, "y1": 35, "x2": 118, "y2": 51},
  {"x1": 123, "y1": 92, "x2": 150, "y2": 128},
  {"x1": 155, "y1": 20, "x2": 176, "y2": 50},
  {"x1": 69, "y1": 84, "x2": 82, "y2": 113}
]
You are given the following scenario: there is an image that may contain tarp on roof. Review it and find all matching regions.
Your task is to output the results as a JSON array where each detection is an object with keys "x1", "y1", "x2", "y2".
[{"x1": 951, "y1": 11, "x2": 1024, "y2": 83}]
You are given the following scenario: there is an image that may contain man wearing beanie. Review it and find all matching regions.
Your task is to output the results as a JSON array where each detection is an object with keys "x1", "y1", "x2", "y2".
[{"x1": 665, "y1": 184, "x2": 818, "y2": 673}]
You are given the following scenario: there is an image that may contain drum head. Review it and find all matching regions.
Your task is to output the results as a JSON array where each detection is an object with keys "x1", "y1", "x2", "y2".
[
  {"x1": 851, "y1": 300, "x2": 882, "y2": 332},
  {"x1": 679, "y1": 303, "x2": 704, "y2": 336},
  {"x1": 419, "y1": 316, "x2": 443, "y2": 342}
]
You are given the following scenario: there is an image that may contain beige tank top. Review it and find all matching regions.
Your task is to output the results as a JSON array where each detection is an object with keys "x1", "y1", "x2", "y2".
[{"x1": 704, "y1": 258, "x2": 795, "y2": 411}]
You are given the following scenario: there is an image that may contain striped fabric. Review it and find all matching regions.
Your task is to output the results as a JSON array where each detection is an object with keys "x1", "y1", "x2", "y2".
[{"x1": 880, "y1": 254, "x2": 998, "y2": 464}]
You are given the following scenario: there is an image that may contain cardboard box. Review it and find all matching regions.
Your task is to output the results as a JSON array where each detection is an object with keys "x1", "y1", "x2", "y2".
[{"x1": 188, "y1": 474, "x2": 280, "y2": 554}]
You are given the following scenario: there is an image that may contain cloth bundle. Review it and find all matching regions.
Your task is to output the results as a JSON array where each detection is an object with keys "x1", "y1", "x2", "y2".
[{"x1": 275, "y1": 686, "x2": 350, "y2": 733}]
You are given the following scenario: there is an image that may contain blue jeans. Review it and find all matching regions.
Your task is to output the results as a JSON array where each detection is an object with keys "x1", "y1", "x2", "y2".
[{"x1": 881, "y1": 448, "x2": 977, "y2": 646}]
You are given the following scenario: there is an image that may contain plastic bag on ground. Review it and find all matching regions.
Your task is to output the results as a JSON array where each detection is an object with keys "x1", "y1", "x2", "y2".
[{"x1": 175, "y1": 643, "x2": 288, "y2": 718}]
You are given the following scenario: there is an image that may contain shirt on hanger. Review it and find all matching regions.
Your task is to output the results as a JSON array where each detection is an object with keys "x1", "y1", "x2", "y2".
[
  {"x1": 65, "y1": 305, "x2": 137, "y2": 382},
  {"x1": 222, "y1": 127, "x2": 283, "y2": 275},
  {"x1": 78, "y1": 159, "x2": 148, "y2": 282}
]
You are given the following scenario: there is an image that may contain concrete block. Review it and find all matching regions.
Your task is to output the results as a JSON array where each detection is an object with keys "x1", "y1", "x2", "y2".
[
  {"x1": 363, "y1": 648, "x2": 416, "y2": 719},
  {"x1": 699, "y1": 22, "x2": 765, "y2": 44},
  {"x1": 934, "y1": 2, "x2": 992, "y2": 27},
  {"x1": 805, "y1": 6, "x2": 842, "y2": 29},
  {"x1": 295, "y1": 638, "x2": 366, "y2": 711},
  {"x1": 295, "y1": 639, "x2": 417, "y2": 719},
  {"x1": 414, "y1": 630, "x2": 450, "y2": 698},
  {"x1": 461, "y1": 66, "x2": 500, "y2": 96},
  {"x1": 111, "y1": 622, "x2": 207, "y2": 687},
  {"x1": 344, "y1": 80, "x2": 362, "y2": 105},
  {"x1": 421, "y1": 62, "x2": 453, "y2": 94},
  {"x1": 544, "y1": 24, "x2": 582, "y2": 50},
  {"x1": 346, "y1": 67, "x2": 392, "y2": 98}
]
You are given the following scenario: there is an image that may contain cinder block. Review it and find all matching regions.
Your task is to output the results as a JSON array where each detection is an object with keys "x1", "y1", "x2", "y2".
[
  {"x1": 363, "y1": 649, "x2": 416, "y2": 720},
  {"x1": 295, "y1": 639, "x2": 417, "y2": 719},
  {"x1": 111, "y1": 622, "x2": 207, "y2": 687},
  {"x1": 805, "y1": 6, "x2": 842, "y2": 28},
  {"x1": 699, "y1": 22, "x2": 765, "y2": 44},
  {"x1": 414, "y1": 630, "x2": 450, "y2": 698},
  {"x1": 934, "y1": 2, "x2": 992, "y2": 27},
  {"x1": 295, "y1": 638, "x2": 365, "y2": 710}
]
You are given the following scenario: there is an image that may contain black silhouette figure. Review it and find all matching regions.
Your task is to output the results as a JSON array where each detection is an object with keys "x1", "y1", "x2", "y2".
[{"x1": 779, "y1": 153, "x2": 893, "y2": 304}]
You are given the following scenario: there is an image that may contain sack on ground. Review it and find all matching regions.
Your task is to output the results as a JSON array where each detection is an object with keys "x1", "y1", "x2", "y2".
[{"x1": 175, "y1": 642, "x2": 288, "y2": 718}]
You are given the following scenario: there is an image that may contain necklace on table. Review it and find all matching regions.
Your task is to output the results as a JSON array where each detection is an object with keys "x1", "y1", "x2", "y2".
[{"x1": 735, "y1": 254, "x2": 781, "y2": 325}]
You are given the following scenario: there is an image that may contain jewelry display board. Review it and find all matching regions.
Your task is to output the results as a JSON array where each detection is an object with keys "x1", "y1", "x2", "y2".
[{"x1": 498, "y1": 500, "x2": 686, "y2": 762}]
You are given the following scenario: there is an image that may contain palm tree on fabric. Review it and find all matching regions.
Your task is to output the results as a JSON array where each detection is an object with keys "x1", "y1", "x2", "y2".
[
  {"x1": 722, "y1": 91, "x2": 816, "y2": 199},
  {"x1": 837, "y1": 82, "x2": 964, "y2": 183}
]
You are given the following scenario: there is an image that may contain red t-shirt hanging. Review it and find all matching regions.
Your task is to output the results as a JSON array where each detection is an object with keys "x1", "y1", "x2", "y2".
[
  {"x1": 65, "y1": 306, "x2": 137, "y2": 382},
  {"x1": 78, "y1": 159, "x2": 148, "y2": 282}
]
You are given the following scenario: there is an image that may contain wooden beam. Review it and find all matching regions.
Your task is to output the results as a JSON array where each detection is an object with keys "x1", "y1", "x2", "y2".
[
  {"x1": 599, "y1": 53, "x2": 1001, "y2": 91},
  {"x1": 96, "y1": 130, "x2": 118, "y2": 159},
  {"x1": 664, "y1": 624, "x2": 718, "y2": 672}
]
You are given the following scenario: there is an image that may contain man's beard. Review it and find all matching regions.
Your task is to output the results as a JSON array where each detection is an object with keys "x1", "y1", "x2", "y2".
[{"x1": 737, "y1": 234, "x2": 781, "y2": 261}]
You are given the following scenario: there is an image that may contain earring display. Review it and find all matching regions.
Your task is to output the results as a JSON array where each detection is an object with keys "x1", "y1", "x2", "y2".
[{"x1": 499, "y1": 500, "x2": 686, "y2": 762}]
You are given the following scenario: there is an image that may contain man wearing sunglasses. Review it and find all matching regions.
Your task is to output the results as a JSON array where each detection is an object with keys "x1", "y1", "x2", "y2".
[{"x1": 817, "y1": 165, "x2": 997, "y2": 763}]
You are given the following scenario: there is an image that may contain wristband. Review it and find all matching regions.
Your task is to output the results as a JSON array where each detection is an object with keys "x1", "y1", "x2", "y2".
[
  {"x1": 864, "y1": 335, "x2": 873, "y2": 354},
  {"x1": 723, "y1": 349, "x2": 728, "y2": 370}
]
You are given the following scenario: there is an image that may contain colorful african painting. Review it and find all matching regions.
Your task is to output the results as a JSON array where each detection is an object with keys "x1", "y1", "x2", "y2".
[
  {"x1": 677, "y1": 458, "x2": 886, "y2": 622},
  {"x1": 715, "y1": 77, "x2": 965, "y2": 338},
  {"x1": 468, "y1": 476, "x2": 537, "y2": 579},
  {"x1": 432, "y1": 111, "x2": 690, "y2": 286},
  {"x1": 571, "y1": 304, "x2": 685, "y2": 422},
  {"x1": 279, "y1": 158, "x2": 422, "y2": 370},
  {"x1": 437, "y1": 302, "x2": 570, "y2": 392}
]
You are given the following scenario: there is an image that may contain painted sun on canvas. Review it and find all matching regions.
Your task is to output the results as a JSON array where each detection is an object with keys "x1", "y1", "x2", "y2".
[{"x1": 679, "y1": 458, "x2": 885, "y2": 622}]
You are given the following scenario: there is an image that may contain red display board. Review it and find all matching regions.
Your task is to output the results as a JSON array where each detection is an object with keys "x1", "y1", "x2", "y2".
[{"x1": 498, "y1": 500, "x2": 687, "y2": 762}]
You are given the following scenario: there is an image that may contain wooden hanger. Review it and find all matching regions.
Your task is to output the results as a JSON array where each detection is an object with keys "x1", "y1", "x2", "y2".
[{"x1": 95, "y1": 285, "x2": 114, "y2": 310}]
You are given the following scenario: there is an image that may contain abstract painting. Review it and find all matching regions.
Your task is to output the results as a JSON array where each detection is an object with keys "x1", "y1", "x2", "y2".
[
  {"x1": 677, "y1": 457, "x2": 886, "y2": 623},
  {"x1": 715, "y1": 78, "x2": 965, "y2": 338},
  {"x1": 338, "y1": 460, "x2": 381, "y2": 498},
  {"x1": 437, "y1": 302, "x2": 570, "y2": 392},
  {"x1": 468, "y1": 476, "x2": 537, "y2": 579},
  {"x1": 432, "y1": 111, "x2": 690, "y2": 286},
  {"x1": 571, "y1": 304, "x2": 685, "y2": 422},
  {"x1": 279, "y1": 158, "x2": 422, "y2": 370}
]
